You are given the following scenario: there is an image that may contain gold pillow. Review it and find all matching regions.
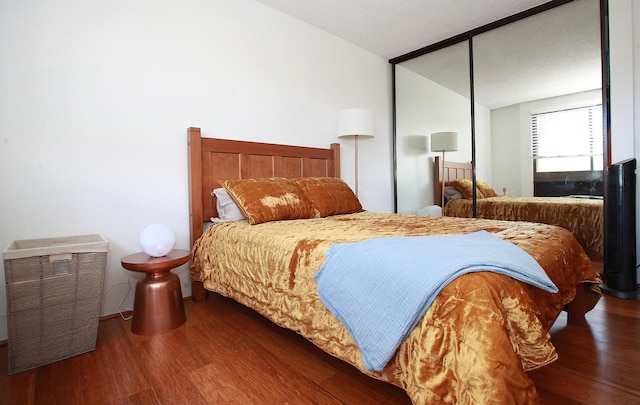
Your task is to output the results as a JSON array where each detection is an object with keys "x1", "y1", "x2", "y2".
[
  {"x1": 477, "y1": 180, "x2": 499, "y2": 198},
  {"x1": 220, "y1": 178, "x2": 315, "y2": 225},
  {"x1": 448, "y1": 179, "x2": 476, "y2": 199},
  {"x1": 449, "y1": 179, "x2": 498, "y2": 199},
  {"x1": 294, "y1": 177, "x2": 363, "y2": 217}
]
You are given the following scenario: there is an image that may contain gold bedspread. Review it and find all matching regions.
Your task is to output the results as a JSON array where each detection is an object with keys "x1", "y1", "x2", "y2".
[
  {"x1": 445, "y1": 196, "x2": 604, "y2": 256},
  {"x1": 190, "y1": 212, "x2": 601, "y2": 404}
]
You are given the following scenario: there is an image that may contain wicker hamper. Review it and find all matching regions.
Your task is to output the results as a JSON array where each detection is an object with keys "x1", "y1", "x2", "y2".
[{"x1": 3, "y1": 234, "x2": 109, "y2": 374}]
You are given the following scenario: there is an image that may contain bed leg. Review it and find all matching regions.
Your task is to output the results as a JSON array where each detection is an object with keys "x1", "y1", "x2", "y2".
[
  {"x1": 565, "y1": 283, "x2": 600, "y2": 326},
  {"x1": 192, "y1": 280, "x2": 207, "y2": 303},
  {"x1": 566, "y1": 300, "x2": 587, "y2": 327}
]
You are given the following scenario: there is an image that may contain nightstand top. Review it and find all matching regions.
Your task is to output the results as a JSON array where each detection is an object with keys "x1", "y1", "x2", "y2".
[{"x1": 121, "y1": 249, "x2": 190, "y2": 273}]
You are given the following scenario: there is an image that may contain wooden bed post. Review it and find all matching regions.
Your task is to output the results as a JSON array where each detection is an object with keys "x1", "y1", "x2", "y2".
[
  {"x1": 565, "y1": 283, "x2": 601, "y2": 326},
  {"x1": 187, "y1": 127, "x2": 207, "y2": 302},
  {"x1": 435, "y1": 156, "x2": 443, "y2": 207},
  {"x1": 330, "y1": 143, "x2": 340, "y2": 177},
  {"x1": 188, "y1": 127, "x2": 203, "y2": 243}
]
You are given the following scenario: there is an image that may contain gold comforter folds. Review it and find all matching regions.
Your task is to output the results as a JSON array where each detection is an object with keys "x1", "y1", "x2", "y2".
[
  {"x1": 445, "y1": 196, "x2": 603, "y2": 256},
  {"x1": 190, "y1": 212, "x2": 601, "y2": 404}
]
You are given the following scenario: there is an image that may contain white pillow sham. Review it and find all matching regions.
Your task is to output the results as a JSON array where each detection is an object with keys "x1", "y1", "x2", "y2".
[
  {"x1": 444, "y1": 185, "x2": 463, "y2": 201},
  {"x1": 211, "y1": 188, "x2": 246, "y2": 222}
]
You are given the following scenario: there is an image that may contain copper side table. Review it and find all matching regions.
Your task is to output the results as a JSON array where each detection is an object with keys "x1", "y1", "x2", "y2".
[{"x1": 121, "y1": 249, "x2": 190, "y2": 335}]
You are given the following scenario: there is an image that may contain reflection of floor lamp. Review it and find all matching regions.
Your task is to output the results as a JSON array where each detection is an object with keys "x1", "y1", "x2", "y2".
[
  {"x1": 431, "y1": 131, "x2": 459, "y2": 208},
  {"x1": 338, "y1": 108, "x2": 375, "y2": 197}
]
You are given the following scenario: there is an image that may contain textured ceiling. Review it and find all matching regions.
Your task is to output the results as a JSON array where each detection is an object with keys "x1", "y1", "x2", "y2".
[
  {"x1": 255, "y1": 0, "x2": 602, "y2": 109},
  {"x1": 255, "y1": 0, "x2": 555, "y2": 60},
  {"x1": 399, "y1": 0, "x2": 602, "y2": 109}
]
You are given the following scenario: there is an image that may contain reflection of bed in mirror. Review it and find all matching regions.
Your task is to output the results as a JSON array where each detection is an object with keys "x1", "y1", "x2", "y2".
[{"x1": 435, "y1": 157, "x2": 604, "y2": 256}]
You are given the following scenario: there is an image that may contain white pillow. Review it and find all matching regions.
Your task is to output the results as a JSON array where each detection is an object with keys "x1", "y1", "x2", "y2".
[
  {"x1": 444, "y1": 186, "x2": 463, "y2": 201},
  {"x1": 211, "y1": 188, "x2": 246, "y2": 222}
]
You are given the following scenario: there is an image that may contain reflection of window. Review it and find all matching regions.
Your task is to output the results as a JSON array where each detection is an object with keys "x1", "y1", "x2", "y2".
[{"x1": 532, "y1": 104, "x2": 603, "y2": 172}]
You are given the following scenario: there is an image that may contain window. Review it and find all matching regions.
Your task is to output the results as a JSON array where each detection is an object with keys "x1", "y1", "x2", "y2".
[{"x1": 532, "y1": 104, "x2": 603, "y2": 172}]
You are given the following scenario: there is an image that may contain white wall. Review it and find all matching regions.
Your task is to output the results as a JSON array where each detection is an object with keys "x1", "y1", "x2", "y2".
[
  {"x1": 609, "y1": 0, "x2": 640, "y2": 271},
  {"x1": 474, "y1": 103, "x2": 493, "y2": 184},
  {"x1": 491, "y1": 104, "x2": 523, "y2": 195},
  {"x1": 610, "y1": 0, "x2": 636, "y2": 165},
  {"x1": 395, "y1": 66, "x2": 479, "y2": 214},
  {"x1": 0, "y1": 0, "x2": 392, "y2": 340}
]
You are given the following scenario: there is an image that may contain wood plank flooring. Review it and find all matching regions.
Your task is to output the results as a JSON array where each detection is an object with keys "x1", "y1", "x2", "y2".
[{"x1": 1, "y1": 273, "x2": 639, "y2": 404}]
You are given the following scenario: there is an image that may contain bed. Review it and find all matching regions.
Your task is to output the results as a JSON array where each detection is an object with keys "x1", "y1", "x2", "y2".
[
  {"x1": 434, "y1": 157, "x2": 604, "y2": 256},
  {"x1": 188, "y1": 127, "x2": 601, "y2": 404}
]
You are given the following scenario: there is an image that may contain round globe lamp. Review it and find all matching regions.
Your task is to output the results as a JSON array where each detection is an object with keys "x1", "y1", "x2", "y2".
[{"x1": 139, "y1": 224, "x2": 176, "y2": 257}]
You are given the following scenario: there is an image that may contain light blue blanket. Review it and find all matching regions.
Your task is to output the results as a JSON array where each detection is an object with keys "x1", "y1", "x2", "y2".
[{"x1": 314, "y1": 230, "x2": 558, "y2": 372}]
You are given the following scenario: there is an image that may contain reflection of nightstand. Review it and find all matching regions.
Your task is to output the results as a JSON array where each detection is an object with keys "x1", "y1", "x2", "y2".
[
  {"x1": 417, "y1": 205, "x2": 442, "y2": 216},
  {"x1": 121, "y1": 249, "x2": 190, "y2": 335}
]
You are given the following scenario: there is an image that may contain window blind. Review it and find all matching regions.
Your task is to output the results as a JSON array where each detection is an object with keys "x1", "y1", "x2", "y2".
[{"x1": 532, "y1": 104, "x2": 603, "y2": 172}]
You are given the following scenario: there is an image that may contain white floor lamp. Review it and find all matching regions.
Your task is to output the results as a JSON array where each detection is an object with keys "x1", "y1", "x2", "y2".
[
  {"x1": 431, "y1": 131, "x2": 459, "y2": 208},
  {"x1": 338, "y1": 108, "x2": 375, "y2": 197}
]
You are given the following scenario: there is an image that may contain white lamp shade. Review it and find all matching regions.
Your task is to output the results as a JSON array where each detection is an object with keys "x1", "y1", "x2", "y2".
[
  {"x1": 337, "y1": 108, "x2": 375, "y2": 139},
  {"x1": 430, "y1": 131, "x2": 459, "y2": 152},
  {"x1": 139, "y1": 224, "x2": 176, "y2": 257}
]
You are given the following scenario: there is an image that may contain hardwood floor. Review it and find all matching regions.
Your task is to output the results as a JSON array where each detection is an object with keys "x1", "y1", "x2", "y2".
[{"x1": 1, "y1": 274, "x2": 639, "y2": 404}]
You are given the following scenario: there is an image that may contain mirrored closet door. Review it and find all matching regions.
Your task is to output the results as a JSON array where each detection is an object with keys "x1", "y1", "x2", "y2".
[
  {"x1": 394, "y1": 41, "x2": 472, "y2": 214},
  {"x1": 392, "y1": 0, "x2": 607, "y2": 216}
]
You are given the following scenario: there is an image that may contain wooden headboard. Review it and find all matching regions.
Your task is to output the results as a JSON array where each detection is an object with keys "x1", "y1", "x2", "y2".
[
  {"x1": 434, "y1": 156, "x2": 473, "y2": 206},
  {"x1": 188, "y1": 127, "x2": 341, "y2": 245}
]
